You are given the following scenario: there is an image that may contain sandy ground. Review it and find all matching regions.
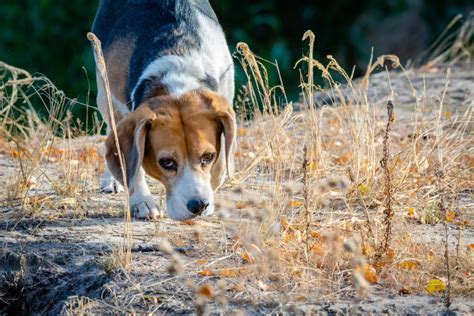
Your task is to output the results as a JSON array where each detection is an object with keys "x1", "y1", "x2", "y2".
[{"x1": 1, "y1": 62, "x2": 473, "y2": 315}]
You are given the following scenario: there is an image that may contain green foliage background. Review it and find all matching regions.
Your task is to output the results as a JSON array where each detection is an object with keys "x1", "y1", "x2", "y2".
[{"x1": 0, "y1": 0, "x2": 472, "y2": 122}]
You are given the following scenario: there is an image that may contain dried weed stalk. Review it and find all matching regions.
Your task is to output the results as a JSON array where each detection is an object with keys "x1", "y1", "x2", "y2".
[
  {"x1": 435, "y1": 168, "x2": 452, "y2": 309},
  {"x1": 302, "y1": 145, "x2": 310, "y2": 262},
  {"x1": 377, "y1": 100, "x2": 395, "y2": 258},
  {"x1": 87, "y1": 32, "x2": 133, "y2": 269}
]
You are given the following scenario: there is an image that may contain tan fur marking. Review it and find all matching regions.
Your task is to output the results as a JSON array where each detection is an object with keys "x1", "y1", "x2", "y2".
[{"x1": 106, "y1": 91, "x2": 235, "y2": 214}]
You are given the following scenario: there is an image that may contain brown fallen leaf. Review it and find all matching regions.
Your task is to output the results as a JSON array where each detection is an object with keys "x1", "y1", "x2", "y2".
[
  {"x1": 280, "y1": 216, "x2": 290, "y2": 229},
  {"x1": 387, "y1": 248, "x2": 396, "y2": 259},
  {"x1": 197, "y1": 283, "x2": 215, "y2": 299},
  {"x1": 196, "y1": 259, "x2": 208, "y2": 265},
  {"x1": 355, "y1": 264, "x2": 378, "y2": 284},
  {"x1": 445, "y1": 210, "x2": 456, "y2": 222},
  {"x1": 11, "y1": 149, "x2": 24, "y2": 159},
  {"x1": 310, "y1": 242, "x2": 325, "y2": 256},
  {"x1": 362, "y1": 244, "x2": 375, "y2": 256},
  {"x1": 364, "y1": 264, "x2": 378, "y2": 284},
  {"x1": 237, "y1": 127, "x2": 247, "y2": 137},
  {"x1": 219, "y1": 268, "x2": 239, "y2": 278},
  {"x1": 198, "y1": 269, "x2": 214, "y2": 277},
  {"x1": 397, "y1": 259, "x2": 421, "y2": 270},
  {"x1": 288, "y1": 200, "x2": 303, "y2": 207},
  {"x1": 181, "y1": 219, "x2": 198, "y2": 226},
  {"x1": 334, "y1": 152, "x2": 351, "y2": 165},
  {"x1": 236, "y1": 201, "x2": 249, "y2": 209},
  {"x1": 241, "y1": 251, "x2": 255, "y2": 264}
]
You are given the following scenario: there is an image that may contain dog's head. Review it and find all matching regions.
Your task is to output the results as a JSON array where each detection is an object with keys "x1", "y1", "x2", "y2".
[{"x1": 105, "y1": 90, "x2": 235, "y2": 220}]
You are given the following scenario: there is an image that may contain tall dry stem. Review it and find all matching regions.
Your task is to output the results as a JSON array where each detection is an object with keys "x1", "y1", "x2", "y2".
[
  {"x1": 435, "y1": 168, "x2": 452, "y2": 309},
  {"x1": 302, "y1": 145, "x2": 310, "y2": 263},
  {"x1": 377, "y1": 100, "x2": 395, "y2": 258},
  {"x1": 87, "y1": 32, "x2": 133, "y2": 269}
]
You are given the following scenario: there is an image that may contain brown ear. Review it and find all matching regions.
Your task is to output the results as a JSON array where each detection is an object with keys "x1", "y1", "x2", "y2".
[
  {"x1": 202, "y1": 91, "x2": 236, "y2": 178},
  {"x1": 105, "y1": 108, "x2": 154, "y2": 190}
]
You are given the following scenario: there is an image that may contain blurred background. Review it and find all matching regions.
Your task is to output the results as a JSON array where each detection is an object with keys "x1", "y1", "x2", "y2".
[{"x1": 0, "y1": 0, "x2": 472, "y2": 123}]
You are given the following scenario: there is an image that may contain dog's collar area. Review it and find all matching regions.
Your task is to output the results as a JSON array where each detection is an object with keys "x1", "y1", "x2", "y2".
[
  {"x1": 131, "y1": 73, "x2": 219, "y2": 111},
  {"x1": 131, "y1": 75, "x2": 168, "y2": 111}
]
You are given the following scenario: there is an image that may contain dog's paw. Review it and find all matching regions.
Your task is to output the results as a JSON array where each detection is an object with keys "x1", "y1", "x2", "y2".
[
  {"x1": 100, "y1": 176, "x2": 124, "y2": 193},
  {"x1": 130, "y1": 197, "x2": 164, "y2": 220}
]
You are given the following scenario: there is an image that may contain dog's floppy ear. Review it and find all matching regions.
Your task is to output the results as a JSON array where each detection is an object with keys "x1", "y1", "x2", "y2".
[
  {"x1": 105, "y1": 107, "x2": 154, "y2": 190},
  {"x1": 201, "y1": 91, "x2": 236, "y2": 178}
]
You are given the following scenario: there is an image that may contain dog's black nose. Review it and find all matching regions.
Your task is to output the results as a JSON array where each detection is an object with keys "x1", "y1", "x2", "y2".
[{"x1": 187, "y1": 199, "x2": 209, "y2": 215}]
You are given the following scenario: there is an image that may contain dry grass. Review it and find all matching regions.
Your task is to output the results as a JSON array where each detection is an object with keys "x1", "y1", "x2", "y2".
[
  {"x1": 0, "y1": 15, "x2": 473, "y2": 314},
  {"x1": 88, "y1": 31, "x2": 133, "y2": 271}
]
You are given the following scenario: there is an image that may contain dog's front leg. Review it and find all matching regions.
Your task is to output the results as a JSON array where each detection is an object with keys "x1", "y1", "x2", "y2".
[
  {"x1": 100, "y1": 164, "x2": 125, "y2": 193},
  {"x1": 130, "y1": 168, "x2": 164, "y2": 219}
]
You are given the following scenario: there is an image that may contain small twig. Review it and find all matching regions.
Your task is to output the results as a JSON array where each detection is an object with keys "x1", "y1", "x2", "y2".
[{"x1": 377, "y1": 100, "x2": 395, "y2": 258}]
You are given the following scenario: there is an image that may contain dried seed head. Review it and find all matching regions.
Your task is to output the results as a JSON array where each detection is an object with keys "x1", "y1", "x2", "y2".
[
  {"x1": 192, "y1": 228, "x2": 203, "y2": 240},
  {"x1": 233, "y1": 185, "x2": 245, "y2": 194},
  {"x1": 217, "y1": 207, "x2": 231, "y2": 220},
  {"x1": 185, "y1": 278, "x2": 196, "y2": 290},
  {"x1": 159, "y1": 239, "x2": 174, "y2": 254},
  {"x1": 195, "y1": 297, "x2": 207, "y2": 316},
  {"x1": 216, "y1": 279, "x2": 226, "y2": 290},
  {"x1": 216, "y1": 294, "x2": 228, "y2": 306},
  {"x1": 344, "y1": 238, "x2": 359, "y2": 253},
  {"x1": 167, "y1": 253, "x2": 184, "y2": 275}
]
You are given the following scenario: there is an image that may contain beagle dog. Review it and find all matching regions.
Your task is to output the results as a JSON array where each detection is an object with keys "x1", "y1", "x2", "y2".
[{"x1": 91, "y1": 0, "x2": 235, "y2": 220}]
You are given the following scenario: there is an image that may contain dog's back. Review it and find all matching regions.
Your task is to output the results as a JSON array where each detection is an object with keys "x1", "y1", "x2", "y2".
[{"x1": 92, "y1": 0, "x2": 232, "y2": 110}]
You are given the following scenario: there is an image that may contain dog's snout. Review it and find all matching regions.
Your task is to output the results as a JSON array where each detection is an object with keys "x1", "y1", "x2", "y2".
[{"x1": 187, "y1": 198, "x2": 209, "y2": 215}]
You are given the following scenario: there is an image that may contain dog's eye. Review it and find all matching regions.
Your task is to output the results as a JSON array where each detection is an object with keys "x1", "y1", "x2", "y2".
[
  {"x1": 159, "y1": 158, "x2": 177, "y2": 171},
  {"x1": 200, "y1": 152, "x2": 216, "y2": 166}
]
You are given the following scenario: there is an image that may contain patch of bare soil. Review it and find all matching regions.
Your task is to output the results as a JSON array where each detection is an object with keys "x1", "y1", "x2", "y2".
[{"x1": 0, "y1": 62, "x2": 473, "y2": 315}]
